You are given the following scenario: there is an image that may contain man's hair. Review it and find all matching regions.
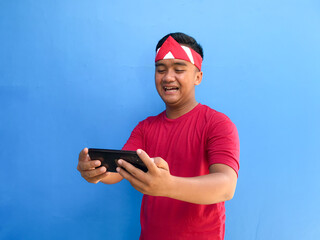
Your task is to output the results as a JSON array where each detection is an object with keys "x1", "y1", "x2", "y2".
[{"x1": 156, "y1": 32, "x2": 204, "y2": 59}]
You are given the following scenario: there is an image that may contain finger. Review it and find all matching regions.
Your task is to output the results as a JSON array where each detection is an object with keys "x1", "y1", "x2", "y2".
[
  {"x1": 153, "y1": 157, "x2": 169, "y2": 171},
  {"x1": 78, "y1": 159, "x2": 101, "y2": 171},
  {"x1": 136, "y1": 149, "x2": 158, "y2": 173},
  {"x1": 117, "y1": 159, "x2": 147, "y2": 181},
  {"x1": 79, "y1": 148, "x2": 89, "y2": 162},
  {"x1": 116, "y1": 165, "x2": 145, "y2": 190},
  {"x1": 81, "y1": 166, "x2": 107, "y2": 179}
]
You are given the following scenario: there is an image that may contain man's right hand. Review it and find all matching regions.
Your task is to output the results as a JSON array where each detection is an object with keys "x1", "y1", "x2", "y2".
[{"x1": 77, "y1": 148, "x2": 109, "y2": 184}]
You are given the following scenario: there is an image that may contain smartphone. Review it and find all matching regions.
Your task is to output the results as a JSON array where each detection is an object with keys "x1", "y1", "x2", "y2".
[{"x1": 88, "y1": 148, "x2": 148, "y2": 173}]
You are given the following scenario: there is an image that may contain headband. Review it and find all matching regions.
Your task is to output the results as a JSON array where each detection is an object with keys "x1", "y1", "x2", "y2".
[{"x1": 155, "y1": 36, "x2": 202, "y2": 71}]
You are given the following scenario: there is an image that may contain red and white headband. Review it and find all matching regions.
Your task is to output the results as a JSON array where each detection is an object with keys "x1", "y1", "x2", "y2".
[{"x1": 155, "y1": 36, "x2": 202, "y2": 71}]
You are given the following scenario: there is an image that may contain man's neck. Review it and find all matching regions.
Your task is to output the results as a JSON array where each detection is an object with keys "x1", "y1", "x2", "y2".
[{"x1": 165, "y1": 101, "x2": 199, "y2": 119}]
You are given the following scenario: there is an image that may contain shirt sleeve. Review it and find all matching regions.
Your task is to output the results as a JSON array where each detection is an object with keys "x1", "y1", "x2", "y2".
[
  {"x1": 206, "y1": 113, "x2": 240, "y2": 176},
  {"x1": 122, "y1": 121, "x2": 144, "y2": 151}
]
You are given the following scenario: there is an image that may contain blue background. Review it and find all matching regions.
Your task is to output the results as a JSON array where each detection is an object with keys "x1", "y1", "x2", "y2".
[{"x1": 1, "y1": 0, "x2": 319, "y2": 239}]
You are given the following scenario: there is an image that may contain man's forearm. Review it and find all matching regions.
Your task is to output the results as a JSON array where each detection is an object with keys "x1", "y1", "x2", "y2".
[
  {"x1": 100, "y1": 172, "x2": 123, "y2": 184},
  {"x1": 115, "y1": 151, "x2": 238, "y2": 203},
  {"x1": 165, "y1": 172, "x2": 236, "y2": 205}
]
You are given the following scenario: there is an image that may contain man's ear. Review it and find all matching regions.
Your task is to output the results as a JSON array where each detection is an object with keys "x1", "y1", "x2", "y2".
[{"x1": 194, "y1": 71, "x2": 203, "y2": 86}]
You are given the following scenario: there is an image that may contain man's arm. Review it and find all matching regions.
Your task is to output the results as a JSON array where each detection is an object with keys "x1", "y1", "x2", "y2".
[
  {"x1": 165, "y1": 164, "x2": 237, "y2": 204},
  {"x1": 117, "y1": 149, "x2": 237, "y2": 205},
  {"x1": 100, "y1": 172, "x2": 123, "y2": 184}
]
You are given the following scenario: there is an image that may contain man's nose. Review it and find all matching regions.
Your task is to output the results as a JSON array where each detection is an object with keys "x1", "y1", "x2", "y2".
[{"x1": 163, "y1": 69, "x2": 175, "y2": 82}]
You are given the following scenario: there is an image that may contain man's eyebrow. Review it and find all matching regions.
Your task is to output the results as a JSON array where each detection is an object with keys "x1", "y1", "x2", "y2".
[
  {"x1": 173, "y1": 62, "x2": 187, "y2": 66},
  {"x1": 155, "y1": 62, "x2": 165, "y2": 67}
]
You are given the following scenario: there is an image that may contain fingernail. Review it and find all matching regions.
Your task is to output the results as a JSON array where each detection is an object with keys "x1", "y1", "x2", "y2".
[
  {"x1": 116, "y1": 167, "x2": 121, "y2": 172},
  {"x1": 95, "y1": 161, "x2": 100, "y2": 167},
  {"x1": 118, "y1": 159, "x2": 123, "y2": 165},
  {"x1": 137, "y1": 149, "x2": 142, "y2": 154},
  {"x1": 151, "y1": 158, "x2": 154, "y2": 162}
]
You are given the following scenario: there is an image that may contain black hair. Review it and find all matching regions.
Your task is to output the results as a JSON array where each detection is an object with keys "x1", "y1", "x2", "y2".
[{"x1": 156, "y1": 32, "x2": 204, "y2": 60}]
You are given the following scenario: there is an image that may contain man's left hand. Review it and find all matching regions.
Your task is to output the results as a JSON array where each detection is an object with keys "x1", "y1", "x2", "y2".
[{"x1": 116, "y1": 149, "x2": 171, "y2": 196}]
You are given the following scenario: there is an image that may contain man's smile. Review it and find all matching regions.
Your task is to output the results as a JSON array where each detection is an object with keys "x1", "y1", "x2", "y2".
[{"x1": 163, "y1": 86, "x2": 179, "y2": 92}]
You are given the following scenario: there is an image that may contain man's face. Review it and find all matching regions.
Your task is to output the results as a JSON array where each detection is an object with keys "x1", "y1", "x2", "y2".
[{"x1": 155, "y1": 58, "x2": 202, "y2": 108}]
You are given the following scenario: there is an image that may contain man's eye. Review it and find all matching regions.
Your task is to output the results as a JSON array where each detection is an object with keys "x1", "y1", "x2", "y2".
[
  {"x1": 175, "y1": 69, "x2": 185, "y2": 73},
  {"x1": 157, "y1": 69, "x2": 165, "y2": 73}
]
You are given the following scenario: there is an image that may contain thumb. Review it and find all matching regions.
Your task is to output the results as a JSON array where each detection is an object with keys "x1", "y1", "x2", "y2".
[
  {"x1": 153, "y1": 157, "x2": 169, "y2": 171},
  {"x1": 79, "y1": 148, "x2": 89, "y2": 162}
]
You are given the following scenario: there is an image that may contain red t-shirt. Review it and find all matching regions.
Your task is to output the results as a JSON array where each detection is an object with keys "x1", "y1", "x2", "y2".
[{"x1": 123, "y1": 103, "x2": 240, "y2": 240}]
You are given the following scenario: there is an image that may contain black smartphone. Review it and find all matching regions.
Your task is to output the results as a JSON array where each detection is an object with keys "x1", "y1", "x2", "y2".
[{"x1": 88, "y1": 148, "x2": 148, "y2": 173}]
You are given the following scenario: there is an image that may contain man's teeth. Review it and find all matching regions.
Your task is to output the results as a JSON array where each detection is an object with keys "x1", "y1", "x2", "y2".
[{"x1": 165, "y1": 87, "x2": 178, "y2": 91}]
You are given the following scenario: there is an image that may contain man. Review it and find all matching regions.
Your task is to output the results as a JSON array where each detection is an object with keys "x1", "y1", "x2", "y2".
[{"x1": 77, "y1": 32, "x2": 240, "y2": 240}]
